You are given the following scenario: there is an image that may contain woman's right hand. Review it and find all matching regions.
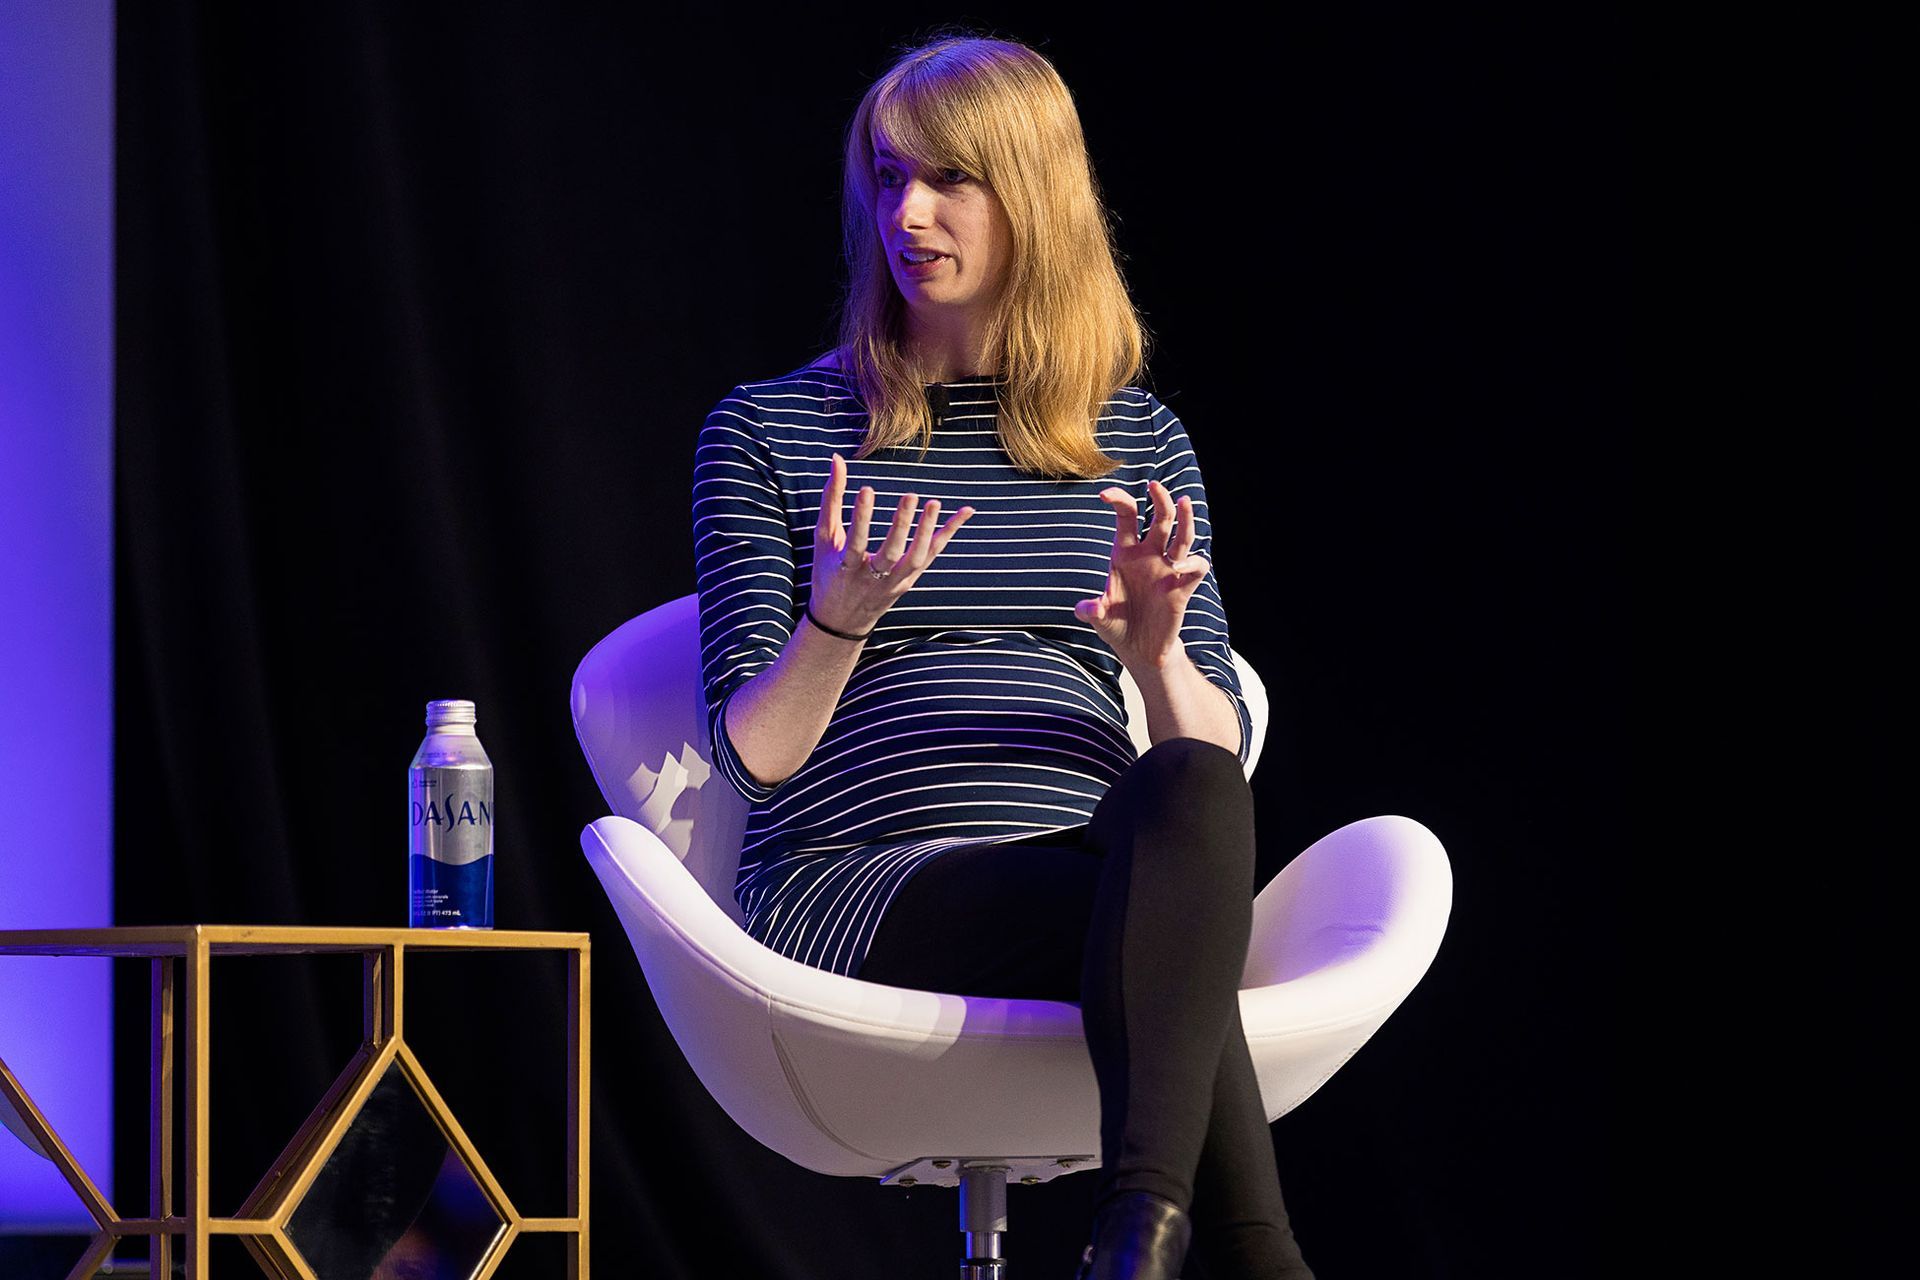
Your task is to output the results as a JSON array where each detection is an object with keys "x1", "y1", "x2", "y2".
[{"x1": 810, "y1": 451, "x2": 974, "y2": 637}]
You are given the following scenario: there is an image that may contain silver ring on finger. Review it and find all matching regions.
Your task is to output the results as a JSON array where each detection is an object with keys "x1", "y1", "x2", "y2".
[{"x1": 863, "y1": 551, "x2": 895, "y2": 579}]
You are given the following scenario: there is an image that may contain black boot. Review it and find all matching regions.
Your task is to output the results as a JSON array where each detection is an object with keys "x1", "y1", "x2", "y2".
[{"x1": 1073, "y1": 1189, "x2": 1192, "y2": 1280}]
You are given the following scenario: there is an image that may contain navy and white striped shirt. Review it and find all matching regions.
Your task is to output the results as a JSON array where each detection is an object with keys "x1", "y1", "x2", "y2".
[{"x1": 692, "y1": 362, "x2": 1252, "y2": 980}]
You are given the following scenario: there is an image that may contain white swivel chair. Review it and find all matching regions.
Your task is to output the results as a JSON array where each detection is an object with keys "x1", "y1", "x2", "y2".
[{"x1": 572, "y1": 595, "x2": 1452, "y2": 1279}]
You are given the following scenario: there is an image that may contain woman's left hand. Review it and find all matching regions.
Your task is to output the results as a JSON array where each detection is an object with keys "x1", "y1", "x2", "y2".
[{"x1": 1074, "y1": 479, "x2": 1211, "y2": 673}]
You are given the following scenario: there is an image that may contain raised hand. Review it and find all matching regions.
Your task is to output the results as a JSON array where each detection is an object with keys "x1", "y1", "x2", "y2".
[
  {"x1": 809, "y1": 451, "x2": 975, "y2": 639},
  {"x1": 1073, "y1": 478, "x2": 1212, "y2": 673}
]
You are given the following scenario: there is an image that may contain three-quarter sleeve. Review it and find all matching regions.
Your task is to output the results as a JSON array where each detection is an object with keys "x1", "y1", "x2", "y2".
[
  {"x1": 1147, "y1": 392, "x2": 1255, "y2": 765},
  {"x1": 692, "y1": 386, "x2": 797, "y2": 801}
]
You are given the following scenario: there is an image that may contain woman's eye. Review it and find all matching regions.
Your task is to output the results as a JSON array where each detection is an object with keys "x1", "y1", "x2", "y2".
[{"x1": 875, "y1": 167, "x2": 969, "y2": 189}]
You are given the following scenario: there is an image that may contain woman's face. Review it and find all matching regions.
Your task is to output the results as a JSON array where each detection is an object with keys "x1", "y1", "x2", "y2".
[{"x1": 872, "y1": 129, "x2": 1013, "y2": 329}]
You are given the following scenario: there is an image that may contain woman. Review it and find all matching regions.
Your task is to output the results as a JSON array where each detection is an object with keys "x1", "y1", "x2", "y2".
[{"x1": 692, "y1": 32, "x2": 1313, "y2": 1280}]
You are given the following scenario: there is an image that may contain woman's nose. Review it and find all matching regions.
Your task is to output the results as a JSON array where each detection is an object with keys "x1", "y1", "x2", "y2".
[{"x1": 892, "y1": 179, "x2": 936, "y2": 228}]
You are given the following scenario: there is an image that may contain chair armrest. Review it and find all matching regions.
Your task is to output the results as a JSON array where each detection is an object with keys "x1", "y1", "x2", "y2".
[{"x1": 1240, "y1": 815, "x2": 1453, "y2": 1031}]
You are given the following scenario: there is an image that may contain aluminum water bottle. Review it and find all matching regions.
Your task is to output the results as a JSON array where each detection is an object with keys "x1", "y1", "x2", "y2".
[{"x1": 408, "y1": 699, "x2": 495, "y2": 928}]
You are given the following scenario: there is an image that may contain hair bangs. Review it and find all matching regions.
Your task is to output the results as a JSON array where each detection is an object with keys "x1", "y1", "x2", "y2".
[{"x1": 869, "y1": 76, "x2": 985, "y2": 180}]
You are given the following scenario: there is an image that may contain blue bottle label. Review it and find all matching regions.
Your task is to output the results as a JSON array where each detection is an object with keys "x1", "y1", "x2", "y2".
[{"x1": 410, "y1": 853, "x2": 495, "y2": 928}]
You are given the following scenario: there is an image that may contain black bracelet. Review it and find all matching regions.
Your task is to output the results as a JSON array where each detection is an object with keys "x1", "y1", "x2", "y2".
[{"x1": 805, "y1": 603, "x2": 873, "y2": 642}]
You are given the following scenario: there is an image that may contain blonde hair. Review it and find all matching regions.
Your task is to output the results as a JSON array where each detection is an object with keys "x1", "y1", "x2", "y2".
[{"x1": 825, "y1": 31, "x2": 1152, "y2": 480}]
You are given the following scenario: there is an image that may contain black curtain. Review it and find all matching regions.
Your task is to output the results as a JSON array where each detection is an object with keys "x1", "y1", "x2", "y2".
[{"x1": 115, "y1": 5, "x2": 1624, "y2": 1276}]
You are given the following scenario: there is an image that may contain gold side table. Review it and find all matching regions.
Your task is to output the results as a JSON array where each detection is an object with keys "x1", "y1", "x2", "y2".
[{"x1": 0, "y1": 926, "x2": 590, "y2": 1280}]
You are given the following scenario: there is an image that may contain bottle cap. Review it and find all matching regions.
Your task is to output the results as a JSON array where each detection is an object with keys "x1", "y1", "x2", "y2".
[{"x1": 425, "y1": 699, "x2": 477, "y2": 727}]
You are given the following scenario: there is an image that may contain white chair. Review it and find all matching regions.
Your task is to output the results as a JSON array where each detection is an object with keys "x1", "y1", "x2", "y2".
[{"x1": 572, "y1": 595, "x2": 1452, "y2": 1278}]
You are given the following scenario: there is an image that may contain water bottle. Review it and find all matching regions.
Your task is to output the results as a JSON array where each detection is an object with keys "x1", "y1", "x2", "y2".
[{"x1": 408, "y1": 699, "x2": 495, "y2": 928}]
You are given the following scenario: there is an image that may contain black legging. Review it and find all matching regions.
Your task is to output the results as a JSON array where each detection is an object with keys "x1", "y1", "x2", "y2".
[{"x1": 853, "y1": 737, "x2": 1314, "y2": 1280}]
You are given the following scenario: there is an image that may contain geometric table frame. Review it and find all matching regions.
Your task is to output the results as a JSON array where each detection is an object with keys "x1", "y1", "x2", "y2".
[{"x1": 0, "y1": 927, "x2": 590, "y2": 1280}]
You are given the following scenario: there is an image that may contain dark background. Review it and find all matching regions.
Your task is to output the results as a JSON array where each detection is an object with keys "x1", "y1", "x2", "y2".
[{"x1": 112, "y1": 4, "x2": 1623, "y2": 1277}]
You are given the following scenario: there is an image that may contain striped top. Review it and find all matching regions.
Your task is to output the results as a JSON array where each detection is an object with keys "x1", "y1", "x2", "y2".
[{"x1": 692, "y1": 362, "x2": 1252, "y2": 979}]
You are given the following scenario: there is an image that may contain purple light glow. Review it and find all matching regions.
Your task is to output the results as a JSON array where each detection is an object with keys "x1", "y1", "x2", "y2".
[{"x1": 0, "y1": 0, "x2": 114, "y2": 1229}]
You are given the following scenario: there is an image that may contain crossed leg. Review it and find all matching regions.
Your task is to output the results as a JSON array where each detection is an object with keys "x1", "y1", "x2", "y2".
[{"x1": 855, "y1": 738, "x2": 1314, "y2": 1278}]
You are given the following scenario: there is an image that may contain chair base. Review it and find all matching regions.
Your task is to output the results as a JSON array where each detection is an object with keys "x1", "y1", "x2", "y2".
[
  {"x1": 882, "y1": 1153, "x2": 1099, "y2": 1189},
  {"x1": 947, "y1": 1166, "x2": 1192, "y2": 1280},
  {"x1": 961, "y1": 1162, "x2": 1008, "y2": 1276},
  {"x1": 880, "y1": 1157, "x2": 1099, "y2": 1278}
]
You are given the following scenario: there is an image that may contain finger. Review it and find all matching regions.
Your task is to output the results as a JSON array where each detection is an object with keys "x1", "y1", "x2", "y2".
[
  {"x1": 1170, "y1": 551, "x2": 1211, "y2": 582},
  {"x1": 881, "y1": 493, "x2": 920, "y2": 562},
  {"x1": 905, "y1": 497, "x2": 942, "y2": 566},
  {"x1": 929, "y1": 505, "x2": 976, "y2": 555},
  {"x1": 1167, "y1": 494, "x2": 1196, "y2": 561},
  {"x1": 848, "y1": 483, "x2": 876, "y2": 558},
  {"x1": 1148, "y1": 479, "x2": 1178, "y2": 549},
  {"x1": 819, "y1": 453, "x2": 845, "y2": 541},
  {"x1": 1099, "y1": 487, "x2": 1140, "y2": 547}
]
